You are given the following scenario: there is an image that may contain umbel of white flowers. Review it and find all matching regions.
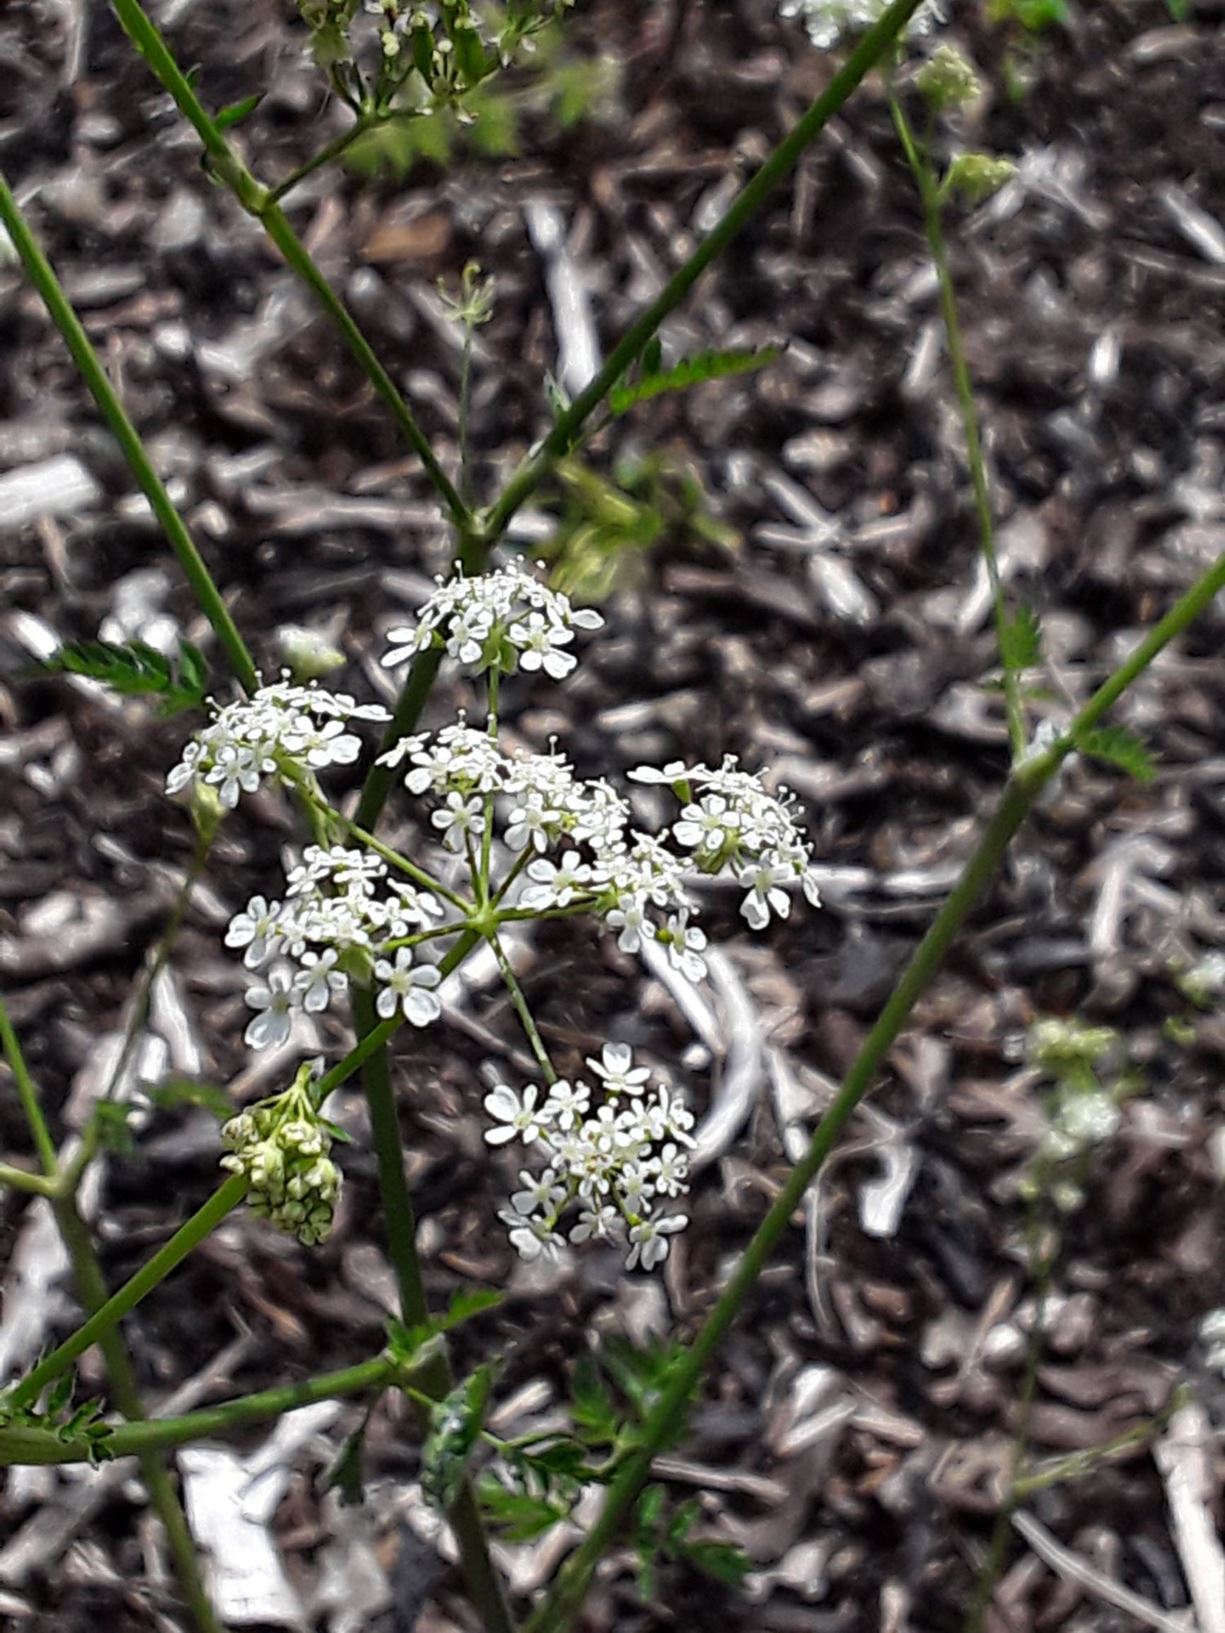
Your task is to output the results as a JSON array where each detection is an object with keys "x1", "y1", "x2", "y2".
[
  {"x1": 173, "y1": 563, "x2": 822, "y2": 1272},
  {"x1": 485, "y1": 1043, "x2": 694, "y2": 1272}
]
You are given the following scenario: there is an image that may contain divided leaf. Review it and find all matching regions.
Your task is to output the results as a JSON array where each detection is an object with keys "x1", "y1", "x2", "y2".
[
  {"x1": 479, "y1": 1478, "x2": 569, "y2": 1541},
  {"x1": 1000, "y1": 604, "x2": 1043, "y2": 675},
  {"x1": 1078, "y1": 726, "x2": 1156, "y2": 783},
  {"x1": 420, "y1": 1365, "x2": 493, "y2": 1513},
  {"x1": 609, "y1": 347, "x2": 781, "y2": 415},
  {"x1": 42, "y1": 639, "x2": 210, "y2": 716}
]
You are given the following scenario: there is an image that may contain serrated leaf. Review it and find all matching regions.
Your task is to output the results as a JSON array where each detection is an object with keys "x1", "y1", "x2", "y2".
[
  {"x1": 322, "y1": 1422, "x2": 368, "y2": 1507},
  {"x1": 609, "y1": 346, "x2": 780, "y2": 416},
  {"x1": 216, "y1": 92, "x2": 264, "y2": 130},
  {"x1": 46, "y1": 1373, "x2": 74, "y2": 1420},
  {"x1": 42, "y1": 639, "x2": 209, "y2": 717},
  {"x1": 440, "y1": 1288, "x2": 503, "y2": 1332},
  {"x1": 421, "y1": 1365, "x2": 493, "y2": 1512},
  {"x1": 520, "y1": 1439, "x2": 590, "y2": 1480},
  {"x1": 479, "y1": 1478, "x2": 568, "y2": 1541},
  {"x1": 1078, "y1": 726, "x2": 1156, "y2": 783},
  {"x1": 679, "y1": 1538, "x2": 752, "y2": 1586},
  {"x1": 571, "y1": 1358, "x2": 619, "y2": 1445},
  {"x1": 1000, "y1": 604, "x2": 1043, "y2": 674}
]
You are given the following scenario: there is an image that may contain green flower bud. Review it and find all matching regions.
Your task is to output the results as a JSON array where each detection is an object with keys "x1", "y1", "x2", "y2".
[
  {"x1": 916, "y1": 46, "x2": 982, "y2": 111},
  {"x1": 276, "y1": 625, "x2": 346, "y2": 682},
  {"x1": 944, "y1": 152, "x2": 1018, "y2": 206}
]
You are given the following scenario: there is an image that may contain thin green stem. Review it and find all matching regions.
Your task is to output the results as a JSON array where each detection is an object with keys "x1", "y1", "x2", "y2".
[
  {"x1": 357, "y1": 646, "x2": 446, "y2": 832},
  {"x1": 2, "y1": 1177, "x2": 247, "y2": 1415},
  {"x1": 266, "y1": 116, "x2": 371, "y2": 204},
  {"x1": 1012, "y1": 1386, "x2": 1188, "y2": 1500},
  {"x1": 109, "y1": 0, "x2": 468, "y2": 530},
  {"x1": 965, "y1": 1212, "x2": 1055, "y2": 1633},
  {"x1": 52, "y1": 1199, "x2": 222, "y2": 1633},
  {"x1": 888, "y1": 89, "x2": 1024, "y2": 762},
  {"x1": 489, "y1": 934, "x2": 557, "y2": 1084},
  {"x1": 523, "y1": 548, "x2": 1225, "y2": 1633},
  {"x1": 459, "y1": 322, "x2": 477, "y2": 510},
  {"x1": 1, "y1": 1355, "x2": 397, "y2": 1467},
  {"x1": 352, "y1": 928, "x2": 516, "y2": 1633},
  {"x1": 0, "y1": 175, "x2": 259, "y2": 695},
  {"x1": 286, "y1": 769, "x2": 471, "y2": 911},
  {"x1": 480, "y1": 0, "x2": 930, "y2": 551},
  {"x1": 0, "y1": 996, "x2": 58, "y2": 1175},
  {"x1": 0, "y1": 1162, "x2": 57, "y2": 1197}
]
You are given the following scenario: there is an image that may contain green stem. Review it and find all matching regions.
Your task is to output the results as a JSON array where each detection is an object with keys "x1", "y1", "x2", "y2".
[
  {"x1": 1012, "y1": 1386, "x2": 1188, "y2": 1500},
  {"x1": 489, "y1": 934, "x2": 556, "y2": 1084},
  {"x1": 0, "y1": 175, "x2": 259, "y2": 695},
  {"x1": 0, "y1": 996, "x2": 58, "y2": 1175},
  {"x1": 0, "y1": 1162, "x2": 58, "y2": 1197},
  {"x1": 108, "y1": 0, "x2": 469, "y2": 531},
  {"x1": 522, "y1": 548, "x2": 1225, "y2": 1633},
  {"x1": 480, "y1": 0, "x2": 930, "y2": 551},
  {"x1": 888, "y1": 90, "x2": 1025, "y2": 761},
  {"x1": 352, "y1": 933, "x2": 517, "y2": 1633},
  {"x1": 52, "y1": 1199, "x2": 223, "y2": 1633},
  {"x1": 459, "y1": 321, "x2": 477, "y2": 511},
  {"x1": 357, "y1": 646, "x2": 446, "y2": 833},
  {"x1": 1, "y1": 1355, "x2": 397, "y2": 1467},
  {"x1": 266, "y1": 116, "x2": 371, "y2": 204},
  {"x1": 3, "y1": 1177, "x2": 247, "y2": 1415}
]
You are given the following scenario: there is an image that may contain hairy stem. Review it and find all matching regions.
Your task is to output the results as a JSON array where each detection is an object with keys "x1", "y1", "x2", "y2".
[
  {"x1": 1, "y1": 1355, "x2": 398, "y2": 1468},
  {"x1": 53, "y1": 1199, "x2": 223, "y2": 1633},
  {"x1": 352, "y1": 937, "x2": 516, "y2": 1633},
  {"x1": 0, "y1": 174, "x2": 259, "y2": 694},
  {"x1": 888, "y1": 90, "x2": 1025, "y2": 762},
  {"x1": 523, "y1": 547, "x2": 1225, "y2": 1633}
]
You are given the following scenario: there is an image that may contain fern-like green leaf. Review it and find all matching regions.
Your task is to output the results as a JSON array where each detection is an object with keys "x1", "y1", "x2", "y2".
[
  {"x1": 42, "y1": 639, "x2": 210, "y2": 716},
  {"x1": 1000, "y1": 604, "x2": 1043, "y2": 674},
  {"x1": 609, "y1": 347, "x2": 781, "y2": 415},
  {"x1": 1078, "y1": 726, "x2": 1156, "y2": 783}
]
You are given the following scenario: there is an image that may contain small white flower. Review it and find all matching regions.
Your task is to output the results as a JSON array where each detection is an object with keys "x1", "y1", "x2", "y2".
[
  {"x1": 739, "y1": 861, "x2": 793, "y2": 930},
  {"x1": 625, "y1": 1214, "x2": 686, "y2": 1272},
  {"x1": 483, "y1": 1082, "x2": 551, "y2": 1146},
  {"x1": 373, "y1": 950, "x2": 443, "y2": 1027},
  {"x1": 244, "y1": 966, "x2": 298, "y2": 1050},
  {"x1": 520, "y1": 850, "x2": 593, "y2": 910},
  {"x1": 586, "y1": 1043, "x2": 651, "y2": 1098},
  {"x1": 225, "y1": 896, "x2": 283, "y2": 968},
  {"x1": 546, "y1": 1078, "x2": 591, "y2": 1130},
  {"x1": 509, "y1": 612, "x2": 577, "y2": 679},
  {"x1": 432, "y1": 791, "x2": 485, "y2": 852},
  {"x1": 510, "y1": 1167, "x2": 566, "y2": 1216},
  {"x1": 498, "y1": 1208, "x2": 565, "y2": 1262},
  {"x1": 569, "y1": 1203, "x2": 619, "y2": 1243},
  {"x1": 295, "y1": 948, "x2": 347, "y2": 1013}
]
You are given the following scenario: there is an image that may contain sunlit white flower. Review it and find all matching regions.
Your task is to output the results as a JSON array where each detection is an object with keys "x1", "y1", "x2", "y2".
[
  {"x1": 432, "y1": 791, "x2": 485, "y2": 852},
  {"x1": 739, "y1": 861, "x2": 793, "y2": 930},
  {"x1": 244, "y1": 966, "x2": 298, "y2": 1050},
  {"x1": 569, "y1": 1202, "x2": 619, "y2": 1243},
  {"x1": 225, "y1": 895, "x2": 283, "y2": 968},
  {"x1": 520, "y1": 850, "x2": 594, "y2": 909},
  {"x1": 373, "y1": 950, "x2": 443, "y2": 1026},
  {"x1": 586, "y1": 1043, "x2": 651, "y2": 1098},
  {"x1": 483, "y1": 1082, "x2": 552, "y2": 1145},
  {"x1": 498, "y1": 1209, "x2": 565, "y2": 1262},
  {"x1": 509, "y1": 611, "x2": 577, "y2": 678},
  {"x1": 546, "y1": 1078, "x2": 591, "y2": 1130},
  {"x1": 295, "y1": 947, "x2": 347, "y2": 1013},
  {"x1": 625, "y1": 1214, "x2": 686, "y2": 1272},
  {"x1": 510, "y1": 1167, "x2": 567, "y2": 1215}
]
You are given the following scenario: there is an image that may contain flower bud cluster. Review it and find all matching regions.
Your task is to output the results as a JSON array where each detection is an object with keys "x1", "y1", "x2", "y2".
[
  {"x1": 167, "y1": 678, "x2": 388, "y2": 810},
  {"x1": 778, "y1": 0, "x2": 944, "y2": 53},
  {"x1": 220, "y1": 1075, "x2": 342, "y2": 1245},
  {"x1": 227, "y1": 846, "x2": 445, "y2": 1049},
  {"x1": 484, "y1": 1044, "x2": 694, "y2": 1272},
  {"x1": 382, "y1": 561, "x2": 602, "y2": 679}
]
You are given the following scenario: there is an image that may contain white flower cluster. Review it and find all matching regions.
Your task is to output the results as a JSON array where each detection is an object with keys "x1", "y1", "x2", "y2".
[
  {"x1": 220, "y1": 1077, "x2": 341, "y2": 1245},
  {"x1": 631, "y1": 757, "x2": 821, "y2": 930},
  {"x1": 382, "y1": 561, "x2": 602, "y2": 679},
  {"x1": 227, "y1": 846, "x2": 445, "y2": 1049},
  {"x1": 484, "y1": 1044, "x2": 694, "y2": 1272},
  {"x1": 778, "y1": 0, "x2": 944, "y2": 52},
  {"x1": 167, "y1": 678, "x2": 389, "y2": 810}
]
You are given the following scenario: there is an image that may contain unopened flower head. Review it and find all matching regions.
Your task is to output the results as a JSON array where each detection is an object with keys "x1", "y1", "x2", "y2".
[
  {"x1": 220, "y1": 1068, "x2": 342, "y2": 1245},
  {"x1": 167, "y1": 676, "x2": 389, "y2": 810},
  {"x1": 483, "y1": 1045, "x2": 694, "y2": 1272},
  {"x1": 382, "y1": 562, "x2": 602, "y2": 679},
  {"x1": 916, "y1": 44, "x2": 981, "y2": 110},
  {"x1": 779, "y1": 0, "x2": 945, "y2": 52}
]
